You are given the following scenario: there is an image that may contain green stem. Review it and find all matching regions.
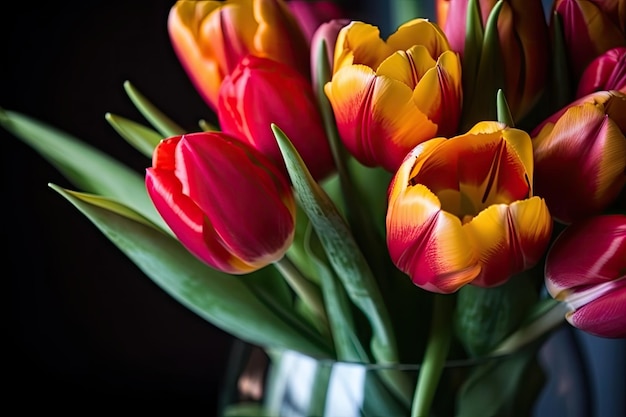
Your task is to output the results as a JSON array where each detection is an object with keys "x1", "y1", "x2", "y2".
[
  {"x1": 274, "y1": 256, "x2": 328, "y2": 324},
  {"x1": 490, "y1": 300, "x2": 568, "y2": 356},
  {"x1": 411, "y1": 294, "x2": 453, "y2": 417}
]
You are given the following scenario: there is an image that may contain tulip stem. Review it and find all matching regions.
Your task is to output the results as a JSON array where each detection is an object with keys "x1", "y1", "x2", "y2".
[
  {"x1": 274, "y1": 257, "x2": 328, "y2": 325},
  {"x1": 490, "y1": 299, "x2": 568, "y2": 356},
  {"x1": 411, "y1": 294, "x2": 453, "y2": 417}
]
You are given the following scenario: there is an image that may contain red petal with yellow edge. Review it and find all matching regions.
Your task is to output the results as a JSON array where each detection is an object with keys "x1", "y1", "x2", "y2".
[
  {"x1": 386, "y1": 183, "x2": 480, "y2": 294},
  {"x1": 464, "y1": 198, "x2": 552, "y2": 287},
  {"x1": 412, "y1": 126, "x2": 532, "y2": 217},
  {"x1": 325, "y1": 65, "x2": 437, "y2": 172},
  {"x1": 567, "y1": 284, "x2": 626, "y2": 338},
  {"x1": 146, "y1": 168, "x2": 254, "y2": 274},
  {"x1": 533, "y1": 103, "x2": 626, "y2": 223}
]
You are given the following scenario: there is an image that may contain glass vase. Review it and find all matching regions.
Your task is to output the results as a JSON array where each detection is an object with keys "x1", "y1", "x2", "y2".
[{"x1": 217, "y1": 326, "x2": 591, "y2": 417}]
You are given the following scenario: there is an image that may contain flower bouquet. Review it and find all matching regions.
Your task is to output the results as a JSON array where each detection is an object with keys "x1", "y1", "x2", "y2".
[{"x1": 2, "y1": 0, "x2": 625, "y2": 416}]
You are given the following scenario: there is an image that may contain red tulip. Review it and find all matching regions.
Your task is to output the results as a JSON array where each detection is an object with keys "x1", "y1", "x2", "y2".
[
  {"x1": 545, "y1": 214, "x2": 626, "y2": 338},
  {"x1": 386, "y1": 122, "x2": 552, "y2": 293},
  {"x1": 531, "y1": 91, "x2": 626, "y2": 224},
  {"x1": 168, "y1": 0, "x2": 310, "y2": 110},
  {"x1": 146, "y1": 131, "x2": 296, "y2": 274},
  {"x1": 577, "y1": 46, "x2": 626, "y2": 97},
  {"x1": 218, "y1": 55, "x2": 334, "y2": 181}
]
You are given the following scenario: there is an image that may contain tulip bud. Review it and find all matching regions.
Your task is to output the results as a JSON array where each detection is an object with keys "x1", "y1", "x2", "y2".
[
  {"x1": 325, "y1": 19, "x2": 462, "y2": 172},
  {"x1": 531, "y1": 91, "x2": 626, "y2": 224},
  {"x1": 386, "y1": 122, "x2": 552, "y2": 293},
  {"x1": 545, "y1": 214, "x2": 626, "y2": 338},
  {"x1": 576, "y1": 46, "x2": 626, "y2": 97},
  {"x1": 218, "y1": 55, "x2": 335, "y2": 181},
  {"x1": 145, "y1": 131, "x2": 296, "y2": 274},
  {"x1": 168, "y1": 0, "x2": 309, "y2": 111}
]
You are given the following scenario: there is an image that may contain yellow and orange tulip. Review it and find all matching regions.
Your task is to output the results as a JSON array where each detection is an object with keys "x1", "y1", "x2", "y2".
[
  {"x1": 168, "y1": 0, "x2": 309, "y2": 110},
  {"x1": 531, "y1": 91, "x2": 626, "y2": 224},
  {"x1": 324, "y1": 19, "x2": 462, "y2": 172},
  {"x1": 386, "y1": 122, "x2": 552, "y2": 294}
]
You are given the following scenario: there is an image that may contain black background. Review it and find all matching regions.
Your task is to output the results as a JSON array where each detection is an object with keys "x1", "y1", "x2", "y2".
[{"x1": 2, "y1": 1, "x2": 235, "y2": 411}]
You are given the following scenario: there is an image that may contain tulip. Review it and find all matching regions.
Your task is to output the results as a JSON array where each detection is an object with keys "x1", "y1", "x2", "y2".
[
  {"x1": 386, "y1": 121, "x2": 552, "y2": 294},
  {"x1": 531, "y1": 91, "x2": 626, "y2": 224},
  {"x1": 576, "y1": 46, "x2": 626, "y2": 97},
  {"x1": 145, "y1": 131, "x2": 296, "y2": 274},
  {"x1": 437, "y1": 0, "x2": 549, "y2": 122},
  {"x1": 551, "y1": 0, "x2": 626, "y2": 81},
  {"x1": 168, "y1": 0, "x2": 309, "y2": 111},
  {"x1": 218, "y1": 55, "x2": 335, "y2": 181},
  {"x1": 545, "y1": 214, "x2": 626, "y2": 338},
  {"x1": 325, "y1": 19, "x2": 462, "y2": 172},
  {"x1": 287, "y1": 0, "x2": 346, "y2": 45}
]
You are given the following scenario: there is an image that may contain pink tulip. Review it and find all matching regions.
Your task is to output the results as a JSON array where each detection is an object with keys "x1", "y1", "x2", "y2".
[
  {"x1": 287, "y1": 0, "x2": 346, "y2": 45},
  {"x1": 545, "y1": 214, "x2": 626, "y2": 338},
  {"x1": 531, "y1": 91, "x2": 626, "y2": 224},
  {"x1": 577, "y1": 46, "x2": 626, "y2": 97}
]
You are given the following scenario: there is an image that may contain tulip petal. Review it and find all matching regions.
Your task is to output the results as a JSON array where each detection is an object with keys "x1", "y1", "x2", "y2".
[
  {"x1": 333, "y1": 21, "x2": 393, "y2": 72},
  {"x1": 377, "y1": 46, "x2": 436, "y2": 90},
  {"x1": 325, "y1": 65, "x2": 437, "y2": 171},
  {"x1": 146, "y1": 167, "x2": 252, "y2": 273},
  {"x1": 567, "y1": 283, "x2": 626, "y2": 338},
  {"x1": 388, "y1": 18, "x2": 451, "y2": 58},
  {"x1": 546, "y1": 214, "x2": 626, "y2": 295},
  {"x1": 386, "y1": 183, "x2": 480, "y2": 293},
  {"x1": 464, "y1": 197, "x2": 552, "y2": 287},
  {"x1": 179, "y1": 134, "x2": 295, "y2": 265},
  {"x1": 533, "y1": 102, "x2": 626, "y2": 223}
]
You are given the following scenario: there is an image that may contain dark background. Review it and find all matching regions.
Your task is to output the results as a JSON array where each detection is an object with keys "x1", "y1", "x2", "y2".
[
  {"x1": 2, "y1": 1, "x2": 235, "y2": 411},
  {"x1": 3, "y1": 2, "x2": 624, "y2": 416}
]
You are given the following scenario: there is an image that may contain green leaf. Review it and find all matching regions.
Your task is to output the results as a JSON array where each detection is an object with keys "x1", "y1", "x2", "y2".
[
  {"x1": 0, "y1": 108, "x2": 169, "y2": 233},
  {"x1": 454, "y1": 274, "x2": 537, "y2": 357},
  {"x1": 460, "y1": 0, "x2": 505, "y2": 130},
  {"x1": 496, "y1": 89, "x2": 515, "y2": 127},
  {"x1": 548, "y1": 12, "x2": 573, "y2": 113},
  {"x1": 222, "y1": 404, "x2": 268, "y2": 417},
  {"x1": 456, "y1": 344, "x2": 545, "y2": 417},
  {"x1": 50, "y1": 184, "x2": 334, "y2": 358},
  {"x1": 272, "y1": 124, "x2": 413, "y2": 404},
  {"x1": 105, "y1": 112, "x2": 164, "y2": 158},
  {"x1": 305, "y1": 223, "x2": 368, "y2": 363},
  {"x1": 460, "y1": 0, "x2": 484, "y2": 119},
  {"x1": 123, "y1": 80, "x2": 185, "y2": 137}
]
